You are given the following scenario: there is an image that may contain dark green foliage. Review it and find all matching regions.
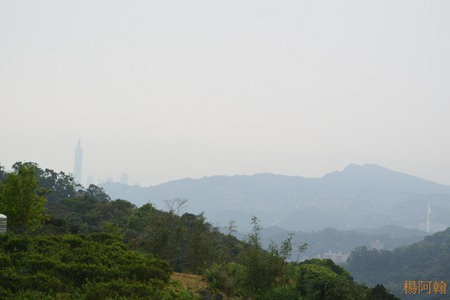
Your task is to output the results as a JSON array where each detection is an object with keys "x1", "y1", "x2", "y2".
[
  {"x1": 260, "y1": 285, "x2": 301, "y2": 300},
  {"x1": 127, "y1": 203, "x2": 177, "y2": 259},
  {"x1": 205, "y1": 255, "x2": 400, "y2": 299},
  {"x1": 0, "y1": 233, "x2": 172, "y2": 298},
  {"x1": 0, "y1": 163, "x2": 400, "y2": 299},
  {"x1": 8, "y1": 161, "x2": 79, "y2": 203},
  {"x1": 203, "y1": 216, "x2": 400, "y2": 300},
  {"x1": 126, "y1": 203, "x2": 237, "y2": 274},
  {"x1": 239, "y1": 216, "x2": 290, "y2": 293},
  {"x1": 293, "y1": 261, "x2": 355, "y2": 300},
  {"x1": 83, "y1": 279, "x2": 164, "y2": 300},
  {"x1": 347, "y1": 228, "x2": 450, "y2": 299},
  {"x1": 301, "y1": 258, "x2": 353, "y2": 280},
  {"x1": 367, "y1": 284, "x2": 399, "y2": 300},
  {"x1": 204, "y1": 218, "x2": 397, "y2": 300},
  {"x1": 0, "y1": 163, "x2": 46, "y2": 230},
  {"x1": 84, "y1": 184, "x2": 111, "y2": 202},
  {"x1": 179, "y1": 212, "x2": 215, "y2": 273},
  {"x1": 1, "y1": 162, "x2": 127, "y2": 234},
  {"x1": 205, "y1": 262, "x2": 248, "y2": 297},
  {"x1": 31, "y1": 164, "x2": 78, "y2": 203},
  {"x1": 45, "y1": 196, "x2": 135, "y2": 234},
  {"x1": 0, "y1": 164, "x2": 6, "y2": 181},
  {"x1": 43, "y1": 178, "x2": 242, "y2": 274},
  {"x1": 276, "y1": 259, "x2": 400, "y2": 300}
]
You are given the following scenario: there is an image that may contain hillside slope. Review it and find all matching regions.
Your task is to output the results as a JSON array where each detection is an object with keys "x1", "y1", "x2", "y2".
[
  {"x1": 101, "y1": 164, "x2": 450, "y2": 231},
  {"x1": 346, "y1": 227, "x2": 450, "y2": 299}
]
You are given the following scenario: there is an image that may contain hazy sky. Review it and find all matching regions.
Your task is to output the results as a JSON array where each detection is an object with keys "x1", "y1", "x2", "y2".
[{"x1": 1, "y1": 1, "x2": 450, "y2": 187}]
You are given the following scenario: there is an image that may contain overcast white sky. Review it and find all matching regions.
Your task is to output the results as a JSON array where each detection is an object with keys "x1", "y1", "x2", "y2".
[{"x1": 1, "y1": 1, "x2": 450, "y2": 187}]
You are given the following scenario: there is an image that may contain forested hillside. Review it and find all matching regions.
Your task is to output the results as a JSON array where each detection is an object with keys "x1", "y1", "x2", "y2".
[
  {"x1": 101, "y1": 164, "x2": 450, "y2": 232},
  {"x1": 0, "y1": 162, "x2": 399, "y2": 299},
  {"x1": 257, "y1": 226, "x2": 425, "y2": 261},
  {"x1": 346, "y1": 228, "x2": 450, "y2": 299}
]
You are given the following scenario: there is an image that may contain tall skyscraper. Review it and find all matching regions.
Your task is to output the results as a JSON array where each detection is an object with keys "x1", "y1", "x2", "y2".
[{"x1": 74, "y1": 138, "x2": 83, "y2": 184}]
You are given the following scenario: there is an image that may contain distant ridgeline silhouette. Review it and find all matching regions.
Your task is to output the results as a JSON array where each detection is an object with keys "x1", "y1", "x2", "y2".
[{"x1": 100, "y1": 164, "x2": 450, "y2": 232}]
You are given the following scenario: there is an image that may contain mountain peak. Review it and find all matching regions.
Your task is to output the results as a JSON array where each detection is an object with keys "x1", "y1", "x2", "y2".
[
  {"x1": 101, "y1": 164, "x2": 450, "y2": 232},
  {"x1": 321, "y1": 163, "x2": 449, "y2": 194},
  {"x1": 343, "y1": 163, "x2": 388, "y2": 172}
]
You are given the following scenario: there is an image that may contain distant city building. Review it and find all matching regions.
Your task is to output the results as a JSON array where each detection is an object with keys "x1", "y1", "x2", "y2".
[
  {"x1": 73, "y1": 139, "x2": 83, "y2": 184},
  {"x1": 323, "y1": 251, "x2": 350, "y2": 264},
  {"x1": 120, "y1": 173, "x2": 129, "y2": 185},
  {"x1": 86, "y1": 174, "x2": 94, "y2": 187},
  {"x1": 372, "y1": 240, "x2": 383, "y2": 251}
]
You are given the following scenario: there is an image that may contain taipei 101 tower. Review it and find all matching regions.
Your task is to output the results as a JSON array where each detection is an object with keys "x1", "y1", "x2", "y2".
[{"x1": 74, "y1": 138, "x2": 83, "y2": 184}]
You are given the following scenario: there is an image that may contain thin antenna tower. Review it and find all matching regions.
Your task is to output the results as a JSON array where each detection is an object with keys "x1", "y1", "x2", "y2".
[{"x1": 426, "y1": 201, "x2": 431, "y2": 233}]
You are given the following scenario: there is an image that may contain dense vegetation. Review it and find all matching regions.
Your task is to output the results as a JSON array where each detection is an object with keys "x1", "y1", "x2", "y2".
[
  {"x1": 0, "y1": 233, "x2": 177, "y2": 299},
  {"x1": 0, "y1": 162, "x2": 399, "y2": 299},
  {"x1": 259, "y1": 225, "x2": 425, "y2": 261},
  {"x1": 346, "y1": 228, "x2": 450, "y2": 299}
]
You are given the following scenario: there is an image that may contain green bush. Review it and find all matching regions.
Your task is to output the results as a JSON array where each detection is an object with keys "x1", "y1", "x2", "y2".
[
  {"x1": 0, "y1": 233, "x2": 173, "y2": 298},
  {"x1": 260, "y1": 285, "x2": 302, "y2": 300},
  {"x1": 83, "y1": 279, "x2": 162, "y2": 300},
  {"x1": 205, "y1": 262, "x2": 248, "y2": 297}
]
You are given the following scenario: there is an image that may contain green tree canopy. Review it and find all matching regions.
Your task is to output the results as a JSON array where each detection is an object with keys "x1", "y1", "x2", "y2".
[
  {"x1": 0, "y1": 163, "x2": 46, "y2": 230},
  {"x1": 0, "y1": 164, "x2": 6, "y2": 182}
]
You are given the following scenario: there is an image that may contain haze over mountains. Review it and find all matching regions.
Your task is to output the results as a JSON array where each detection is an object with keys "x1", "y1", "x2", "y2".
[{"x1": 101, "y1": 164, "x2": 450, "y2": 232}]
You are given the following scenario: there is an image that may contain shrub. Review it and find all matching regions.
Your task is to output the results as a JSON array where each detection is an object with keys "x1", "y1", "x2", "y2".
[{"x1": 205, "y1": 262, "x2": 247, "y2": 297}]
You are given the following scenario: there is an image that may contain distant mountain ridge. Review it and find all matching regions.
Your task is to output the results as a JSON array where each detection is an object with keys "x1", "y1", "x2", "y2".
[
  {"x1": 100, "y1": 164, "x2": 450, "y2": 232},
  {"x1": 321, "y1": 164, "x2": 450, "y2": 194}
]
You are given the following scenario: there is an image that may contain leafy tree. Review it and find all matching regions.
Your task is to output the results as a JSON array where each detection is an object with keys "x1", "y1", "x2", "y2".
[
  {"x1": 126, "y1": 202, "x2": 226, "y2": 274},
  {"x1": 45, "y1": 196, "x2": 135, "y2": 235},
  {"x1": 10, "y1": 162, "x2": 80, "y2": 203},
  {"x1": 85, "y1": 184, "x2": 111, "y2": 202},
  {"x1": 239, "y1": 216, "x2": 297, "y2": 294},
  {"x1": 267, "y1": 232, "x2": 308, "y2": 285},
  {"x1": 240, "y1": 216, "x2": 268, "y2": 292},
  {"x1": 0, "y1": 163, "x2": 46, "y2": 230},
  {"x1": 126, "y1": 203, "x2": 177, "y2": 261},
  {"x1": 289, "y1": 259, "x2": 375, "y2": 300},
  {"x1": 179, "y1": 212, "x2": 214, "y2": 273},
  {"x1": 38, "y1": 168, "x2": 78, "y2": 203},
  {"x1": 205, "y1": 262, "x2": 248, "y2": 297},
  {"x1": 45, "y1": 196, "x2": 99, "y2": 234},
  {"x1": 96, "y1": 199, "x2": 136, "y2": 228},
  {"x1": 0, "y1": 164, "x2": 6, "y2": 182},
  {"x1": 165, "y1": 198, "x2": 188, "y2": 215}
]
